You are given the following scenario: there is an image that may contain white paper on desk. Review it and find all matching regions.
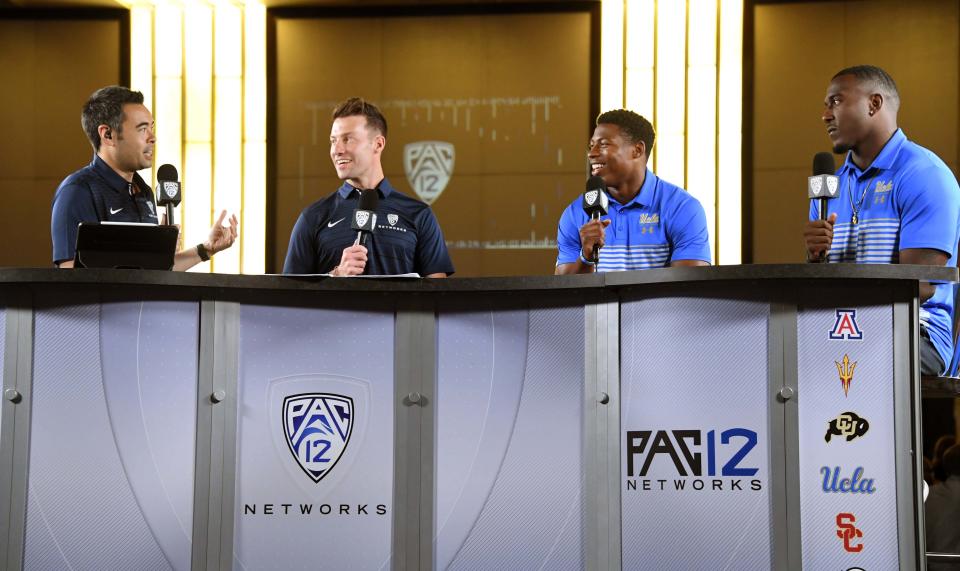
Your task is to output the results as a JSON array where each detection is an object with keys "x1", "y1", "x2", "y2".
[{"x1": 269, "y1": 273, "x2": 421, "y2": 278}]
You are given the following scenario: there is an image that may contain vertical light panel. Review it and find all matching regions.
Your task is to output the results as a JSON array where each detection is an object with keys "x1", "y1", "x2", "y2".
[
  {"x1": 600, "y1": 0, "x2": 625, "y2": 111},
  {"x1": 717, "y1": 0, "x2": 743, "y2": 264},
  {"x1": 243, "y1": 1, "x2": 267, "y2": 275},
  {"x1": 213, "y1": 1, "x2": 244, "y2": 274},
  {"x1": 625, "y1": 0, "x2": 655, "y2": 164},
  {"x1": 654, "y1": 0, "x2": 685, "y2": 185},
  {"x1": 686, "y1": 0, "x2": 718, "y2": 258},
  {"x1": 184, "y1": 2, "x2": 214, "y2": 271},
  {"x1": 154, "y1": 3, "x2": 183, "y2": 235},
  {"x1": 130, "y1": 6, "x2": 153, "y2": 113}
]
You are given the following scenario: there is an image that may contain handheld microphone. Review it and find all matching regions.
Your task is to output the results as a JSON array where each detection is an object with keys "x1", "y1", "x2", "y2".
[
  {"x1": 808, "y1": 152, "x2": 838, "y2": 221},
  {"x1": 351, "y1": 188, "x2": 379, "y2": 247},
  {"x1": 582, "y1": 176, "x2": 609, "y2": 263},
  {"x1": 155, "y1": 164, "x2": 182, "y2": 225}
]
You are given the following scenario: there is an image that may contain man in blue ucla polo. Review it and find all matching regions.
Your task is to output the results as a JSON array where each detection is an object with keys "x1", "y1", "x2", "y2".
[
  {"x1": 554, "y1": 109, "x2": 711, "y2": 274},
  {"x1": 284, "y1": 97, "x2": 453, "y2": 277},
  {"x1": 804, "y1": 65, "x2": 960, "y2": 375}
]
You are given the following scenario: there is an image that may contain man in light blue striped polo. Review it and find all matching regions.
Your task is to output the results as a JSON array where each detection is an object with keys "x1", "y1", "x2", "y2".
[
  {"x1": 554, "y1": 109, "x2": 711, "y2": 274},
  {"x1": 804, "y1": 65, "x2": 960, "y2": 375}
]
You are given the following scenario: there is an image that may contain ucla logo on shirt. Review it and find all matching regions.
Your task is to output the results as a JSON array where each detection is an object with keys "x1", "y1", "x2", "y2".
[
  {"x1": 829, "y1": 309, "x2": 863, "y2": 340},
  {"x1": 874, "y1": 179, "x2": 893, "y2": 204},
  {"x1": 639, "y1": 213, "x2": 660, "y2": 234},
  {"x1": 283, "y1": 393, "x2": 354, "y2": 483}
]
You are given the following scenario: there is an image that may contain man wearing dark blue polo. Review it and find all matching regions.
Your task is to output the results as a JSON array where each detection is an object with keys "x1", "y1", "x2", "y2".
[
  {"x1": 51, "y1": 85, "x2": 238, "y2": 270},
  {"x1": 283, "y1": 97, "x2": 453, "y2": 277},
  {"x1": 555, "y1": 109, "x2": 711, "y2": 273},
  {"x1": 804, "y1": 65, "x2": 960, "y2": 376}
]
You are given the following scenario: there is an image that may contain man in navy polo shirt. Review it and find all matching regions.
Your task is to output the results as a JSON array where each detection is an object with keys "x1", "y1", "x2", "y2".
[
  {"x1": 555, "y1": 109, "x2": 711, "y2": 274},
  {"x1": 283, "y1": 97, "x2": 453, "y2": 277},
  {"x1": 804, "y1": 65, "x2": 960, "y2": 375},
  {"x1": 51, "y1": 85, "x2": 238, "y2": 270}
]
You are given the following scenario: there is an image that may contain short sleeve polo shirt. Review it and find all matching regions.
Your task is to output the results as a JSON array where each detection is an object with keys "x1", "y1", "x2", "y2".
[
  {"x1": 809, "y1": 129, "x2": 960, "y2": 372},
  {"x1": 556, "y1": 169, "x2": 712, "y2": 270},
  {"x1": 283, "y1": 178, "x2": 455, "y2": 276},
  {"x1": 51, "y1": 154, "x2": 160, "y2": 265}
]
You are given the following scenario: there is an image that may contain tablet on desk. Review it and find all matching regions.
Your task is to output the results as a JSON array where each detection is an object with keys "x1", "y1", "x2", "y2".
[{"x1": 74, "y1": 222, "x2": 179, "y2": 270}]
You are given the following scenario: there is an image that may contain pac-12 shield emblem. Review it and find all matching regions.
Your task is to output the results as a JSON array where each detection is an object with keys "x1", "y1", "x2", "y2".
[
  {"x1": 404, "y1": 141, "x2": 455, "y2": 205},
  {"x1": 283, "y1": 393, "x2": 354, "y2": 483}
]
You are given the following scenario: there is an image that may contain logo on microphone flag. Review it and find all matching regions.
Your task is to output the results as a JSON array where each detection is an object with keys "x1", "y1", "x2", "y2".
[
  {"x1": 585, "y1": 190, "x2": 599, "y2": 206},
  {"x1": 162, "y1": 181, "x2": 179, "y2": 199},
  {"x1": 355, "y1": 211, "x2": 370, "y2": 228},
  {"x1": 810, "y1": 178, "x2": 823, "y2": 197},
  {"x1": 404, "y1": 141, "x2": 455, "y2": 205},
  {"x1": 826, "y1": 176, "x2": 839, "y2": 196},
  {"x1": 283, "y1": 393, "x2": 354, "y2": 483}
]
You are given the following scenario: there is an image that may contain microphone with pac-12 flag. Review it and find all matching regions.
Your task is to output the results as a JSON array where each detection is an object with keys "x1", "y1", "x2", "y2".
[
  {"x1": 352, "y1": 188, "x2": 379, "y2": 247},
  {"x1": 808, "y1": 152, "x2": 839, "y2": 222},
  {"x1": 155, "y1": 164, "x2": 182, "y2": 225},
  {"x1": 582, "y1": 175, "x2": 609, "y2": 264}
]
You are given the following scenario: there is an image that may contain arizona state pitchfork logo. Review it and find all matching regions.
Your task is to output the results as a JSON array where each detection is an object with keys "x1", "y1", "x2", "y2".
[{"x1": 835, "y1": 354, "x2": 857, "y2": 397}]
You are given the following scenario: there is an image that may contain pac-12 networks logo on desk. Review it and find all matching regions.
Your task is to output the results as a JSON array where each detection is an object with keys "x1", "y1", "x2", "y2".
[{"x1": 282, "y1": 393, "x2": 354, "y2": 483}]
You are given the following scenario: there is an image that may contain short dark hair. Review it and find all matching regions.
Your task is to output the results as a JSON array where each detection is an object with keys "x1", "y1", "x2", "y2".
[
  {"x1": 596, "y1": 109, "x2": 655, "y2": 154},
  {"x1": 81, "y1": 85, "x2": 145, "y2": 152},
  {"x1": 332, "y1": 97, "x2": 388, "y2": 138},
  {"x1": 832, "y1": 65, "x2": 900, "y2": 109},
  {"x1": 943, "y1": 444, "x2": 960, "y2": 478}
]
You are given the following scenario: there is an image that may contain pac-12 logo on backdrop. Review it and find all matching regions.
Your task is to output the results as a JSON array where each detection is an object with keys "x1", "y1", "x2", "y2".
[
  {"x1": 404, "y1": 141, "x2": 455, "y2": 205},
  {"x1": 829, "y1": 309, "x2": 863, "y2": 340},
  {"x1": 283, "y1": 393, "x2": 354, "y2": 483},
  {"x1": 624, "y1": 428, "x2": 763, "y2": 492}
]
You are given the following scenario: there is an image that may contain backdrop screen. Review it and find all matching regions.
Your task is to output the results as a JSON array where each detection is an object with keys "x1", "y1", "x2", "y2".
[{"x1": 274, "y1": 11, "x2": 592, "y2": 276}]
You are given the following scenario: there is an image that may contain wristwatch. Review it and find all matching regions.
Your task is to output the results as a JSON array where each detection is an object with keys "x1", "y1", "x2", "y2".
[{"x1": 196, "y1": 243, "x2": 211, "y2": 262}]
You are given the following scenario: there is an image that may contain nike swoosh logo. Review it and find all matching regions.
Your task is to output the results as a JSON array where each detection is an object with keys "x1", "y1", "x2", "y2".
[
  {"x1": 109, "y1": 207, "x2": 123, "y2": 215},
  {"x1": 327, "y1": 217, "x2": 345, "y2": 228}
]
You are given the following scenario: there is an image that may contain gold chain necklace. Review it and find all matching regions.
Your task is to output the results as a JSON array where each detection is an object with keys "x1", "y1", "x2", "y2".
[{"x1": 846, "y1": 171, "x2": 876, "y2": 225}]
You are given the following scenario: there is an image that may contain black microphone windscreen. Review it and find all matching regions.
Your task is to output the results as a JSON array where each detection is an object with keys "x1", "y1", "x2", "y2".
[
  {"x1": 812, "y1": 152, "x2": 835, "y2": 176},
  {"x1": 586, "y1": 176, "x2": 605, "y2": 192},
  {"x1": 358, "y1": 188, "x2": 379, "y2": 211},
  {"x1": 157, "y1": 164, "x2": 179, "y2": 182}
]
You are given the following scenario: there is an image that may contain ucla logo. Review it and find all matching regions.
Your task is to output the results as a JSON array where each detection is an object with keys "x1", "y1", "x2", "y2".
[
  {"x1": 829, "y1": 309, "x2": 863, "y2": 340},
  {"x1": 404, "y1": 141, "x2": 455, "y2": 205},
  {"x1": 283, "y1": 393, "x2": 354, "y2": 483},
  {"x1": 875, "y1": 180, "x2": 892, "y2": 193}
]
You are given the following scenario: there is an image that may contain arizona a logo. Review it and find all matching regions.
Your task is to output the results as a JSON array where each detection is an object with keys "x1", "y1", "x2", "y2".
[
  {"x1": 404, "y1": 141, "x2": 455, "y2": 205},
  {"x1": 829, "y1": 309, "x2": 863, "y2": 340},
  {"x1": 283, "y1": 393, "x2": 354, "y2": 483}
]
